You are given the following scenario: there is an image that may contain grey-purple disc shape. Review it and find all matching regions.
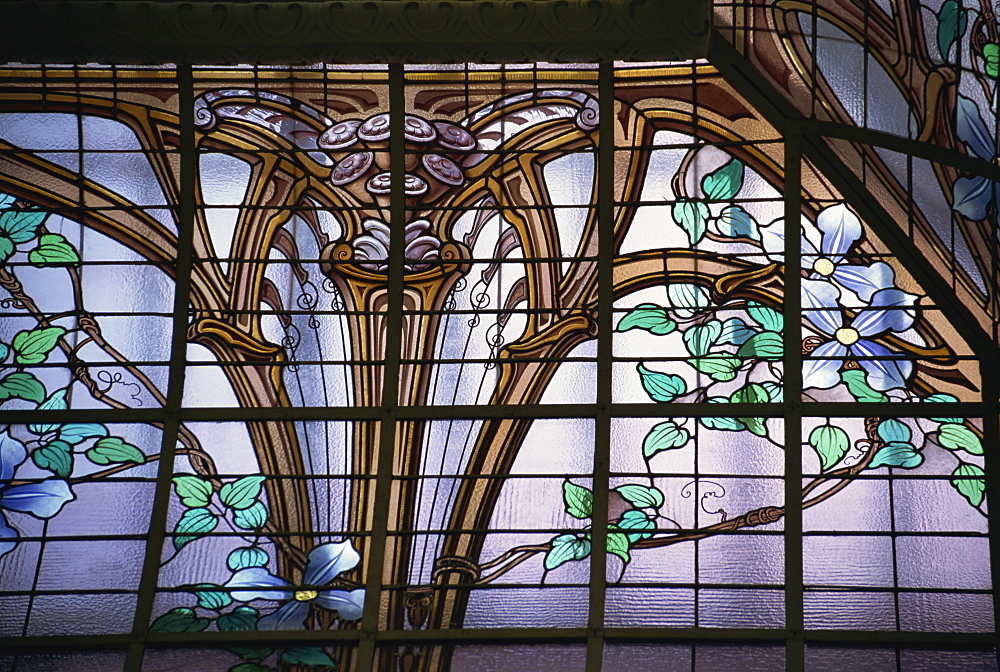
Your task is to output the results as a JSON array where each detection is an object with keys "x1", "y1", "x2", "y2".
[
  {"x1": 330, "y1": 152, "x2": 373, "y2": 186},
  {"x1": 403, "y1": 115, "x2": 436, "y2": 143},
  {"x1": 434, "y1": 121, "x2": 476, "y2": 151},
  {"x1": 358, "y1": 113, "x2": 391, "y2": 142},
  {"x1": 365, "y1": 172, "x2": 429, "y2": 196},
  {"x1": 318, "y1": 120, "x2": 361, "y2": 149},
  {"x1": 422, "y1": 154, "x2": 464, "y2": 186}
]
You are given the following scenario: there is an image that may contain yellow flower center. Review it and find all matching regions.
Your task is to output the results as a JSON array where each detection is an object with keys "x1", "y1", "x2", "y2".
[
  {"x1": 294, "y1": 590, "x2": 319, "y2": 602},
  {"x1": 835, "y1": 327, "x2": 859, "y2": 346},
  {"x1": 812, "y1": 257, "x2": 836, "y2": 276}
]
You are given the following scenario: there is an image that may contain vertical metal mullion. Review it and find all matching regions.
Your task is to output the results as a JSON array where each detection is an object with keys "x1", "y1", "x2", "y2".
[
  {"x1": 124, "y1": 63, "x2": 196, "y2": 672},
  {"x1": 356, "y1": 62, "x2": 407, "y2": 672},
  {"x1": 982, "y1": 358, "x2": 1000, "y2": 670},
  {"x1": 584, "y1": 61, "x2": 615, "y2": 672},
  {"x1": 782, "y1": 128, "x2": 805, "y2": 672}
]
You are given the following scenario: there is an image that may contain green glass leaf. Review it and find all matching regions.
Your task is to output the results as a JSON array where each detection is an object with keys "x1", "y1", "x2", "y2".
[
  {"x1": 220, "y1": 475, "x2": 267, "y2": 510},
  {"x1": 715, "y1": 204, "x2": 760, "y2": 240},
  {"x1": 57, "y1": 423, "x2": 109, "y2": 445},
  {"x1": 642, "y1": 420, "x2": 690, "y2": 457},
  {"x1": 195, "y1": 583, "x2": 233, "y2": 610},
  {"x1": 683, "y1": 320, "x2": 722, "y2": 357},
  {"x1": 840, "y1": 369, "x2": 889, "y2": 403},
  {"x1": 616, "y1": 509, "x2": 655, "y2": 543},
  {"x1": 745, "y1": 301, "x2": 782, "y2": 332},
  {"x1": 739, "y1": 416, "x2": 767, "y2": 436},
  {"x1": 671, "y1": 200, "x2": 709, "y2": 245},
  {"x1": 737, "y1": 331, "x2": 783, "y2": 360},
  {"x1": 687, "y1": 353, "x2": 742, "y2": 382},
  {"x1": 717, "y1": 317, "x2": 755, "y2": 346},
  {"x1": 667, "y1": 283, "x2": 710, "y2": 319},
  {"x1": 700, "y1": 397, "x2": 746, "y2": 432},
  {"x1": 562, "y1": 480, "x2": 594, "y2": 519},
  {"x1": 173, "y1": 474, "x2": 214, "y2": 508},
  {"x1": 876, "y1": 419, "x2": 912, "y2": 444},
  {"x1": 637, "y1": 363, "x2": 687, "y2": 402},
  {"x1": 0, "y1": 343, "x2": 7, "y2": 363},
  {"x1": 32, "y1": 439, "x2": 73, "y2": 478},
  {"x1": 229, "y1": 648, "x2": 273, "y2": 661},
  {"x1": 227, "y1": 546, "x2": 270, "y2": 572},
  {"x1": 615, "y1": 304, "x2": 676, "y2": 335},
  {"x1": 28, "y1": 388, "x2": 68, "y2": 435},
  {"x1": 148, "y1": 607, "x2": 210, "y2": 633},
  {"x1": 606, "y1": 532, "x2": 631, "y2": 564},
  {"x1": 729, "y1": 382, "x2": 769, "y2": 405},
  {"x1": 701, "y1": 157, "x2": 744, "y2": 200},
  {"x1": 951, "y1": 463, "x2": 986, "y2": 507},
  {"x1": 28, "y1": 234, "x2": 80, "y2": 267},
  {"x1": 760, "y1": 381, "x2": 783, "y2": 402},
  {"x1": 12, "y1": 326, "x2": 66, "y2": 365},
  {"x1": 938, "y1": 424, "x2": 983, "y2": 455},
  {"x1": 218, "y1": 606, "x2": 260, "y2": 632},
  {"x1": 984, "y1": 43, "x2": 999, "y2": 78},
  {"x1": 230, "y1": 663, "x2": 269, "y2": 672},
  {"x1": 936, "y1": 0, "x2": 968, "y2": 60},
  {"x1": 868, "y1": 441, "x2": 923, "y2": 469},
  {"x1": 0, "y1": 236, "x2": 14, "y2": 264},
  {"x1": 0, "y1": 372, "x2": 46, "y2": 403},
  {"x1": 85, "y1": 436, "x2": 145, "y2": 465},
  {"x1": 173, "y1": 507, "x2": 218, "y2": 549},
  {"x1": 614, "y1": 484, "x2": 665, "y2": 509},
  {"x1": 0, "y1": 208, "x2": 46, "y2": 244},
  {"x1": 544, "y1": 533, "x2": 591, "y2": 570},
  {"x1": 808, "y1": 425, "x2": 850, "y2": 471},
  {"x1": 233, "y1": 500, "x2": 269, "y2": 530},
  {"x1": 281, "y1": 647, "x2": 337, "y2": 668},
  {"x1": 923, "y1": 393, "x2": 961, "y2": 423}
]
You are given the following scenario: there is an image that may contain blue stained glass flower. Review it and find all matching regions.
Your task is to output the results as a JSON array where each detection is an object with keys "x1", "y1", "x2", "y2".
[
  {"x1": 760, "y1": 204, "x2": 896, "y2": 301},
  {"x1": 0, "y1": 430, "x2": 74, "y2": 558},
  {"x1": 953, "y1": 96, "x2": 999, "y2": 221},
  {"x1": 225, "y1": 539, "x2": 365, "y2": 630},
  {"x1": 801, "y1": 279, "x2": 917, "y2": 391}
]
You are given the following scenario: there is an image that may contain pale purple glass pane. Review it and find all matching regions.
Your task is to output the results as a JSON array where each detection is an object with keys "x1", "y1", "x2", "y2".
[
  {"x1": 0, "y1": 651, "x2": 126, "y2": 672},
  {"x1": 805, "y1": 646, "x2": 896, "y2": 671},
  {"x1": 899, "y1": 648, "x2": 998, "y2": 671},
  {"x1": 899, "y1": 592, "x2": 995, "y2": 632},
  {"x1": 603, "y1": 644, "x2": 692, "y2": 671},
  {"x1": 34, "y1": 540, "x2": 145, "y2": 590},
  {"x1": 896, "y1": 536, "x2": 992, "y2": 589},
  {"x1": 605, "y1": 587, "x2": 695, "y2": 627},
  {"x1": 803, "y1": 478, "x2": 892, "y2": 531},
  {"x1": 698, "y1": 588, "x2": 784, "y2": 628},
  {"x1": 0, "y1": 596, "x2": 29, "y2": 636},
  {"x1": 142, "y1": 649, "x2": 256, "y2": 671},
  {"x1": 451, "y1": 645, "x2": 586, "y2": 671},
  {"x1": 803, "y1": 535, "x2": 894, "y2": 587},
  {"x1": 464, "y1": 587, "x2": 588, "y2": 628},
  {"x1": 25, "y1": 593, "x2": 136, "y2": 635},
  {"x1": 694, "y1": 644, "x2": 784, "y2": 671},
  {"x1": 804, "y1": 590, "x2": 896, "y2": 630},
  {"x1": 699, "y1": 534, "x2": 784, "y2": 585}
]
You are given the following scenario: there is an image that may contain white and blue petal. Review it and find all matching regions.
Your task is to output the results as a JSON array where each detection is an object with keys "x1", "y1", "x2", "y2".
[
  {"x1": 816, "y1": 204, "x2": 862, "y2": 260},
  {"x1": 257, "y1": 599, "x2": 310, "y2": 631},
  {"x1": 316, "y1": 588, "x2": 365, "y2": 621},
  {"x1": 758, "y1": 221, "x2": 818, "y2": 264},
  {"x1": 802, "y1": 341, "x2": 847, "y2": 390},
  {"x1": 0, "y1": 513, "x2": 18, "y2": 558},
  {"x1": 953, "y1": 175, "x2": 994, "y2": 221},
  {"x1": 956, "y1": 96, "x2": 995, "y2": 161},
  {"x1": 851, "y1": 340, "x2": 913, "y2": 391},
  {"x1": 852, "y1": 288, "x2": 917, "y2": 337},
  {"x1": 0, "y1": 479, "x2": 73, "y2": 518},
  {"x1": 303, "y1": 540, "x2": 361, "y2": 586},
  {"x1": 0, "y1": 431, "x2": 27, "y2": 482},
  {"x1": 831, "y1": 262, "x2": 895, "y2": 301},
  {"x1": 801, "y1": 278, "x2": 844, "y2": 334},
  {"x1": 226, "y1": 567, "x2": 292, "y2": 602}
]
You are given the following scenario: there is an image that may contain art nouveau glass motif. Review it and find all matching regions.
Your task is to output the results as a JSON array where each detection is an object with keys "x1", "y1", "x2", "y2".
[{"x1": 0, "y1": 52, "x2": 994, "y2": 672}]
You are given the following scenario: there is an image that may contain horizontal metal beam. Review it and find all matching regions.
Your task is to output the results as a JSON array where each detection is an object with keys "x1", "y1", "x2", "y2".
[{"x1": 1, "y1": 0, "x2": 711, "y2": 65}]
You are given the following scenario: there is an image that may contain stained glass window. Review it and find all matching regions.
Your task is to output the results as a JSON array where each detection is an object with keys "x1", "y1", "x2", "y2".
[{"x1": 1, "y1": 1, "x2": 997, "y2": 671}]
